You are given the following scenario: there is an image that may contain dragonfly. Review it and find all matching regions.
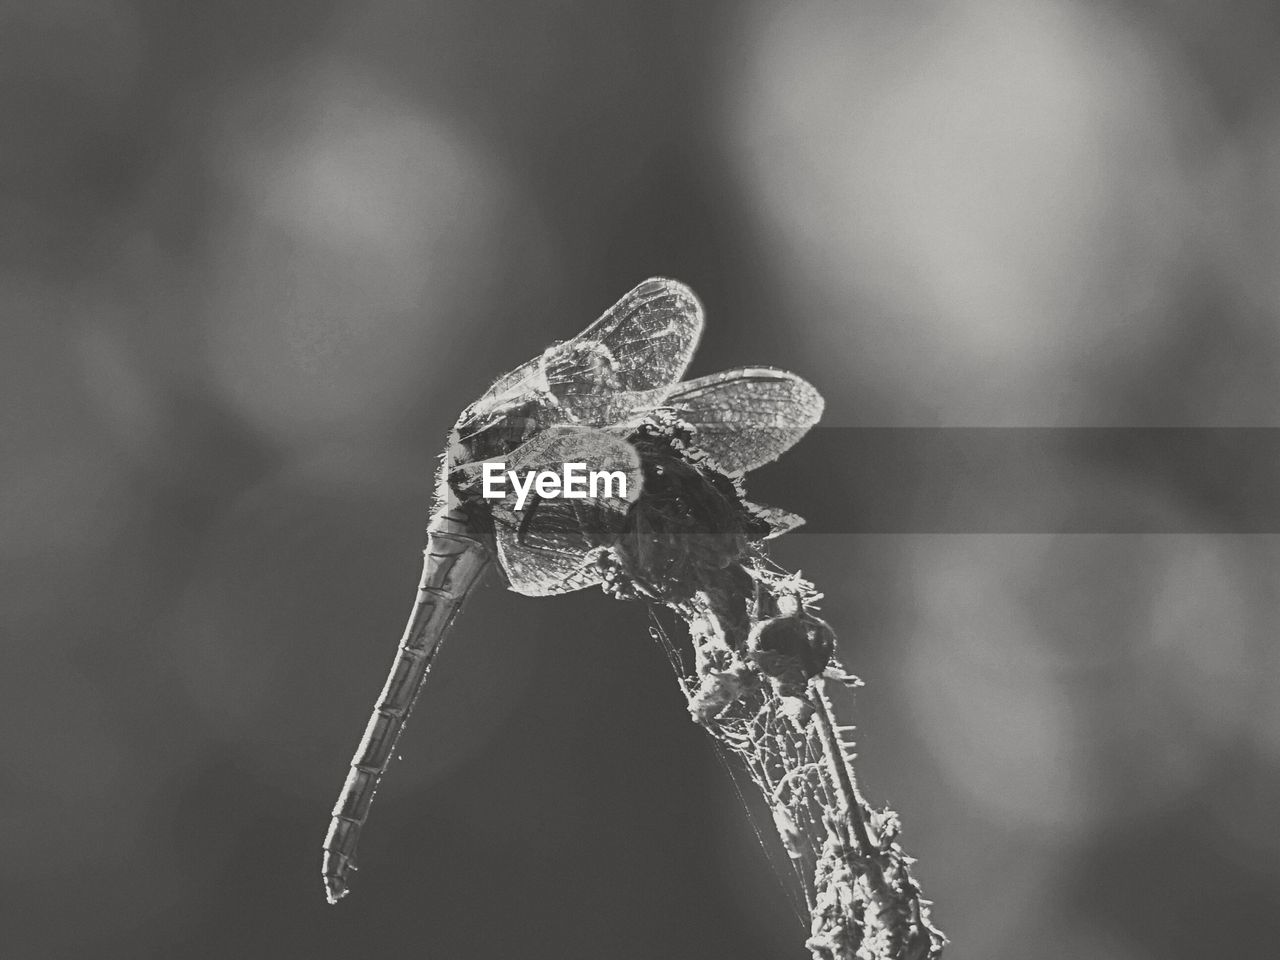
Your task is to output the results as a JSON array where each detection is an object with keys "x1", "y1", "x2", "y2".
[{"x1": 322, "y1": 278, "x2": 825, "y2": 904}]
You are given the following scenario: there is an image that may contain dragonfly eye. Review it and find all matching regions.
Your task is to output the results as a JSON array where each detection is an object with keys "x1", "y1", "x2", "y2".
[{"x1": 450, "y1": 404, "x2": 548, "y2": 465}]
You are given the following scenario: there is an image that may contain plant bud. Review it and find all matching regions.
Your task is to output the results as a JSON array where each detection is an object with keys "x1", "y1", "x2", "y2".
[{"x1": 748, "y1": 612, "x2": 835, "y2": 680}]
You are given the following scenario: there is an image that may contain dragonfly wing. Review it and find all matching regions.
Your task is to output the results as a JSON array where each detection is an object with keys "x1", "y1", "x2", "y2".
[
  {"x1": 667, "y1": 367, "x2": 825, "y2": 474},
  {"x1": 555, "y1": 386, "x2": 669, "y2": 428},
  {"x1": 494, "y1": 524, "x2": 603, "y2": 596},
  {"x1": 457, "y1": 279, "x2": 702, "y2": 429},
  {"x1": 744, "y1": 500, "x2": 807, "y2": 539},
  {"x1": 454, "y1": 426, "x2": 641, "y2": 595},
  {"x1": 453, "y1": 426, "x2": 643, "y2": 487},
  {"x1": 549, "y1": 278, "x2": 704, "y2": 397},
  {"x1": 493, "y1": 496, "x2": 632, "y2": 596},
  {"x1": 455, "y1": 354, "x2": 552, "y2": 429}
]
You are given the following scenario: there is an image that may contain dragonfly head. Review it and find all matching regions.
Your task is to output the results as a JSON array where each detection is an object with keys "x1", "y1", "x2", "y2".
[{"x1": 447, "y1": 395, "x2": 556, "y2": 469}]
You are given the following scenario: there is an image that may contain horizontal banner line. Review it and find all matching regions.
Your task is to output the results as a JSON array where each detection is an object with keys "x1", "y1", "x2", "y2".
[{"x1": 735, "y1": 428, "x2": 1280, "y2": 534}]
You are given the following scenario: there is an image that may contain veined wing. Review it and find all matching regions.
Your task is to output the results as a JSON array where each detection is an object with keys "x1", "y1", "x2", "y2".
[
  {"x1": 456, "y1": 278, "x2": 703, "y2": 429},
  {"x1": 452, "y1": 425, "x2": 644, "y2": 490},
  {"x1": 493, "y1": 517, "x2": 610, "y2": 597},
  {"x1": 744, "y1": 501, "x2": 807, "y2": 539},
  {"x1": 553, "y1": 384, "x2": 669, "y2": 429},
  {"x1": 667, "y1": 368, "x2": 824, "y2": 474},
  {"x1": 549, "y1": 278, "x2": 703, "y2": 399},
  {"x1": 453, "y1": 355, "x2": 557, "y2": 434},
  {"x1": 455, "y1": 425, "x2": 642, "y2": 596}
]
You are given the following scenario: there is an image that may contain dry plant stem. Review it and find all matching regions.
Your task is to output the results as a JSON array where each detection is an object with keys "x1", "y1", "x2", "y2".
[
  {"x1": 679, "y1": 579, "x2": 946, "y2": 960},
  {"x1": 322, "y1": 501, "x2": 491, "y2": 904},
  {"x1": 810, "y1": 685, "x2": 887, "y2": 896}
]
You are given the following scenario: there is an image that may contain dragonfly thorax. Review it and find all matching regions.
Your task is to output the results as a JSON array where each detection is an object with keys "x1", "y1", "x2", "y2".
[{"x1": 609, "y1": 418, "x2": 769, "y2": 601}]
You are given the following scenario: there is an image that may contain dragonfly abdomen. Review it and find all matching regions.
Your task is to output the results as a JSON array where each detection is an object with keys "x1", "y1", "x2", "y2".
[{"x1": 322, "y1": 505, "x2": 491, "y2": 904}]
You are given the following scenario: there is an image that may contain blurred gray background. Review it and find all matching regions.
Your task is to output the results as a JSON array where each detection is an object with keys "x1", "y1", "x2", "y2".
[{"x1": 4, "y1": 1, "x2": 1280, "y2": 958}]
